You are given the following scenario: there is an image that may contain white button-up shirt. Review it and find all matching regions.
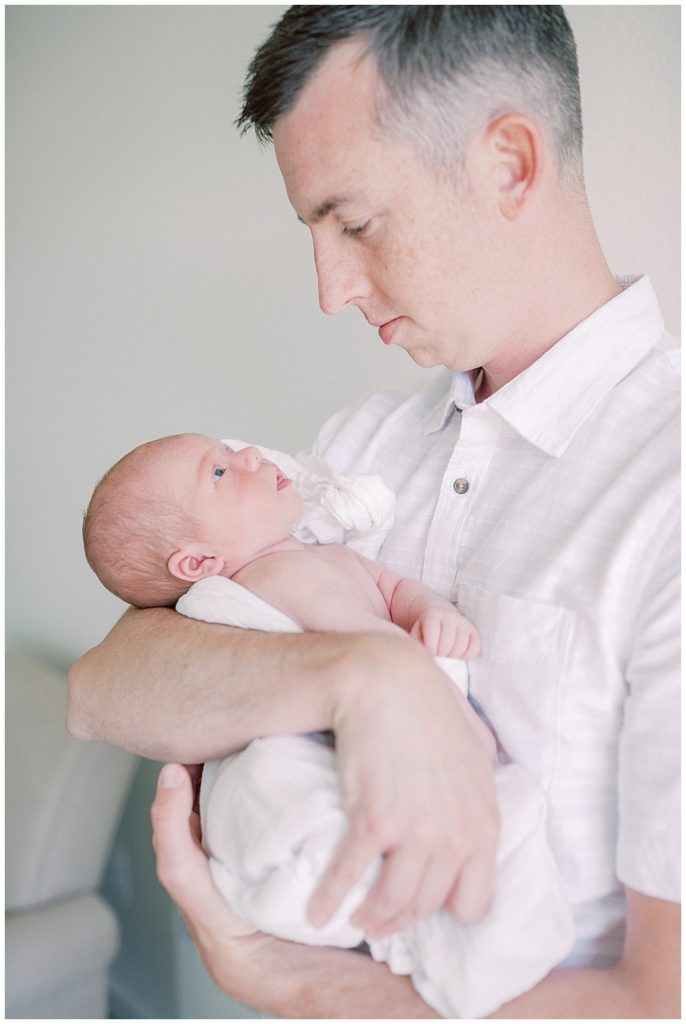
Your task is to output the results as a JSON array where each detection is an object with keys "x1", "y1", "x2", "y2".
[{"x1": 314, "y1": 276, "x2": 680, "y2": 967}]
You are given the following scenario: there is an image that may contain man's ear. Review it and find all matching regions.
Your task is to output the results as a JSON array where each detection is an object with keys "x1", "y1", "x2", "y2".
[
  {"x1": 482, "y1": 113, "x2": 543, "y2": 221},
  {"x1": 167, "y1": 547, "x2": 225, "y2": 583}
]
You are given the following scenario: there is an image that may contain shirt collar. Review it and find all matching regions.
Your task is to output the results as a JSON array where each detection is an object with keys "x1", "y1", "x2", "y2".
[
  {"x1": 424, "y1": 276, "x2": 666, "y2": 456},
  {"x1": 423, "y1": 370, "x2": 478, "y2": 434}
]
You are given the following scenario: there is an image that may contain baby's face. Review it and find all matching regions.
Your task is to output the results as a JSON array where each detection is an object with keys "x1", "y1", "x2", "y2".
[{"x1": 154, "y1": 434, "x2": 303, "y2": 564}]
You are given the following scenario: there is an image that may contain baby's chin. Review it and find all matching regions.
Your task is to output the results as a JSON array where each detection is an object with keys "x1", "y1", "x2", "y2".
[
  {"x1": 284, "y1": 488, "x2": 304, "y2": 521},
  {"x1": 291, "y1": 503, "x2": 305, "y2": 529}
]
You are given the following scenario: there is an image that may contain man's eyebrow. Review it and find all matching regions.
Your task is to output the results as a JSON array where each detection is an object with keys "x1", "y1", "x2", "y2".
[{"x1": 297, "y1": 196, "x2": 350, "y2": 226}]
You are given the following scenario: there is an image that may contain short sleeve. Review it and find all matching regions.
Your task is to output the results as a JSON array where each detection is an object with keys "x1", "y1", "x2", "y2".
[{"x1": 616, "y1": 512, "x2": 680, "y2": 902}]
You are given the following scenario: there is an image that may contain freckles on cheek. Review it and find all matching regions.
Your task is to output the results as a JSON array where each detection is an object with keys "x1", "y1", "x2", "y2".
[
  {"x1": 402, "y1": 243, "x2": 418, "y2": 265},
  {"x1": 382, "y1": 243, "x2": 417, "y2": 285}
]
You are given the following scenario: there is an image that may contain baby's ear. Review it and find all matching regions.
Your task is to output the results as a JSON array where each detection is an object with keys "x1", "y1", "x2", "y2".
[{"x1": 168, "y1": 547, "x2": 224, "y2": 583}]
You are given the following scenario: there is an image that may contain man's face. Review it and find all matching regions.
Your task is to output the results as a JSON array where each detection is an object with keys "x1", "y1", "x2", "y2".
[
  {"x1": 273, "y1": 41, "x2": 505, "y2": 373},
  {"x1": 154, "y1": 434, "x2": 303, "y2": 564}
]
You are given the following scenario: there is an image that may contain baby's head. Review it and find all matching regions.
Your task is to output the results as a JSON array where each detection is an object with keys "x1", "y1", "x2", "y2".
[{"x1": 83, "y1": 433, "x2": 303, "y2": 608}]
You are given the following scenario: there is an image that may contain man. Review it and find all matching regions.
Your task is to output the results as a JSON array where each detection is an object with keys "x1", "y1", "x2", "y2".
[{"x1": 69, "y1": 7, "x2": 679, "y2": 1017}]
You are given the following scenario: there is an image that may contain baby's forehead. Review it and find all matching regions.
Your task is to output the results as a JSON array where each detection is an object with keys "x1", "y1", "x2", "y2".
[
  {"x1": 154, "y1": 432, "x2": 212, "y2": 461},
  {"x1": 149, "y1": 433, "x2": 219, "y2": 487},
  {"x1": 119, "y1": 434, "x2": 202, "y2": 485}
]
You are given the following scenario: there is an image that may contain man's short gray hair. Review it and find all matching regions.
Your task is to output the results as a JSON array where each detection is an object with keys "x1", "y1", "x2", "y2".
[{"x1": 238, "y1": 5, "x2": 584, "y2": 189}]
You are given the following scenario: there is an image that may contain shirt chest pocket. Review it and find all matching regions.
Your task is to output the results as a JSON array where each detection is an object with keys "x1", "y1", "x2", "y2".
[{"x1": 456, "y1": 583, "x2": 577, "y2": 788}]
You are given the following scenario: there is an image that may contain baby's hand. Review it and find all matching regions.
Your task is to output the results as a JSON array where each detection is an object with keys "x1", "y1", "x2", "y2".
[{"x1": 410, "y1": 606, "x2": 480, "y2": 660}]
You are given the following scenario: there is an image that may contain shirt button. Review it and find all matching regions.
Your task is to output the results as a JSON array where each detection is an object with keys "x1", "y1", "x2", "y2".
[{"x1": 453, "y1": 477, "x2": 470, "y2": 495}]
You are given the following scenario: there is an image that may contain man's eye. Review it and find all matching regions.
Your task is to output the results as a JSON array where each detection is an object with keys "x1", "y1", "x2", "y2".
[
  {"x1": 343, "y1": 221, "x2": 370, "y2": 238},
  {"x1": 214, "y1": 467, "x2": 225, "y2": 482}
]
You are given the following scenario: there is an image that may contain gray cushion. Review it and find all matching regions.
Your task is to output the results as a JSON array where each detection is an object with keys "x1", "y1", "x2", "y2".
[
  {"x1": 6, "y1": 652, "x2": 137, "y2": 910},
  {"x1": 6, "y1": 894, "x2": 120, "y2": 1018}
]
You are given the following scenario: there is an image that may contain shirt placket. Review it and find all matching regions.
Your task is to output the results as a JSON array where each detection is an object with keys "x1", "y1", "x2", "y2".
[{"x1": 421, "y1": 404, "x2": 502, "y2": 596}]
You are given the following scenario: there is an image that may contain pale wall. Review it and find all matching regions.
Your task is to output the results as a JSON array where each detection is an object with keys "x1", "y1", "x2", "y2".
[
  {"x1": 5, "y1": 5, "x2": 681, "y2": 670},
  {"x1": 6, "y1": 5, "x2": 680, "y2": 1018}
]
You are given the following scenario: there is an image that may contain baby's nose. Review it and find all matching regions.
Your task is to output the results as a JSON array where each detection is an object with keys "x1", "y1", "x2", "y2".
[{"x1": 233, "y1": 446, "x2": 262, "y2": 471}]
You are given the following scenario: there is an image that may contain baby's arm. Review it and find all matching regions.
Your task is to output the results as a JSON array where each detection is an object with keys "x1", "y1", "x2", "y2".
[
  {"x1": 356, "y1": 556, "x2": 495, "y2": 763},
  {"x1": 233, "y1": 548, "x2": 479, "y2": 659},
  {"x1": 360, "y1": 557, "x2": 480, "y2": 660},
  {"x1": 233, "y1": 547, "x2": 495, "y2": 775}
]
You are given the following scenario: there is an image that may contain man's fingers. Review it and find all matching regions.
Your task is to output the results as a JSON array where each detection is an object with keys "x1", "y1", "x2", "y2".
[
  {"x1": 351, "y1": 846, "x2": 426, "y2": 937},
  {"x1": 307, "y1": 829, "x2": 378, "y2": 927},
  {"x1": 151, "y1": 763, "x2": 260, "y2": 962},
  {"x1": 381, "y1": 853, "x2": 460, "y2": 935},
  {"x1": 325, "y1": 655, "x2": 499, "y2": 945},
  {"x1": 151, "y1": 763, "x2": 219, "y2": 918},
  {"x1": 444, "y1": 848, "x2": 496, "y2": 922}
]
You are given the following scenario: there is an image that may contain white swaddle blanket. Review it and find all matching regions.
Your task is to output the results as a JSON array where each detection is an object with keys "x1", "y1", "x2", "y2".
[{"x1": 177, "y1": 445, "x2": 574, "y2": 1018}]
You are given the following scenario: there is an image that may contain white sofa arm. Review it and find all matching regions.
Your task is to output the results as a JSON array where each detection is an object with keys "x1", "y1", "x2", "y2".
[
  {"x1": 6, "y1": 652, "x2": 137, "y2": 910},
  {"x1": 6, "y1": 894, "x2": 120, "y2": 1019}
]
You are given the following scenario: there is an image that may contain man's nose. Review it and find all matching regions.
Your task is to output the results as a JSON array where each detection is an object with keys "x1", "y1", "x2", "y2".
[
  {"x1": 231, "y1": 447, "x2": 262, "y2": 471},
  {"x1": 313, "y1": 237, "x2": 372, "y2": 317}
]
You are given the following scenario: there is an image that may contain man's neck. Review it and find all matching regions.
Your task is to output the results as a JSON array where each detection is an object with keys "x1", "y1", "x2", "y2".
[{"x1": 476, "y1": 227, "x2": 622, "y2": 403}]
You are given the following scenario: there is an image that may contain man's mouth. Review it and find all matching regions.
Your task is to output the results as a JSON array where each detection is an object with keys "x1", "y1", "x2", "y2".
[{"x1": 378, "y1": 317, "x2": 403, "y2": 346}]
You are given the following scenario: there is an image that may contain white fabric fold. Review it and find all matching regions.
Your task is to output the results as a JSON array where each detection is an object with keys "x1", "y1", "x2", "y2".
[
  {"x1": 222, "y1": 439, "x2": 395, "y2": 558},
  {"x1": 181, "y1": 577, "x2": 575, "y2": 1019}
]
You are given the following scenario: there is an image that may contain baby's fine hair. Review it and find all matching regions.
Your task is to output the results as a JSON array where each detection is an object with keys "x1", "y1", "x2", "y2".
[{"x1": 83, "y1": 437, "x2": 196, "y2": 609}]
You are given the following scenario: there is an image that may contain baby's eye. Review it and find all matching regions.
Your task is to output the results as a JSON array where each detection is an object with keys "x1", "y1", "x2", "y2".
[{"x1": 213, "y1": 467, "x2": 226, "y2": 482}]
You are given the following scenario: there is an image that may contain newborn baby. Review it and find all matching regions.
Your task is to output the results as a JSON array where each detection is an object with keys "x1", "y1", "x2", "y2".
[
  {"x1": 84, "y1": 432, "x2": 573, "y2": 1018},
  {"x1": 84, "y1": 433, "x2": 481, "y2": 657}
]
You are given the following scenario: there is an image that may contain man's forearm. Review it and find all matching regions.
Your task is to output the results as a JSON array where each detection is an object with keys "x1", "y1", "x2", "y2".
[
  {"x1": 230, "y1": 947, "x2": 671, "y2": 1021},
  {"x1": 487, "y1": 964, "x2": 675, "y2": 1019},
  {"x1": 268, "y1": 960, "x2": 670, "y2": 1020},
  {"x1": 218, "y1": 935, "x2": 439, "y2": 1019},
  {"x1": 67, "y1": 607, "x2": 421, "y2": 762}
]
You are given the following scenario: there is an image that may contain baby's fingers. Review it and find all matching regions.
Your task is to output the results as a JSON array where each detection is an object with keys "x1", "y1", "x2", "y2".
[
  {"x1": 461, "y1": 626, "x2": 481, "y2": 659},
  {"x1": 446, "y1": 622, "x2": 481, "y2": 660},
  {"x1": 410, "y1": 615, "x2": 441, "y2": 654}
]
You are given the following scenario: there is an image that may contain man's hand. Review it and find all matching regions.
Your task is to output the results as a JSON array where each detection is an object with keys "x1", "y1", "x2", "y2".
[
  {"x1": 151, "y1": 763, "x2": 279, "y2": 1005},
  {"x1": 151, "y1": 765, "x2": 679, "y2": 1020},
  {"x1": 152, "y1": 764, "x2": 258, "y2": 939},
  {"x1": 150, "y1": 762, "x2": 440, "y2": 1019},
  {"x1": 308, "y1": 641, "x2": 498, "y2": 939}
]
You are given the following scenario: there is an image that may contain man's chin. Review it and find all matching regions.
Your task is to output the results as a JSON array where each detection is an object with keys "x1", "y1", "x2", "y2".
[{"x1": 406, "y1": 346, "x2": 444, "y2": 369}]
